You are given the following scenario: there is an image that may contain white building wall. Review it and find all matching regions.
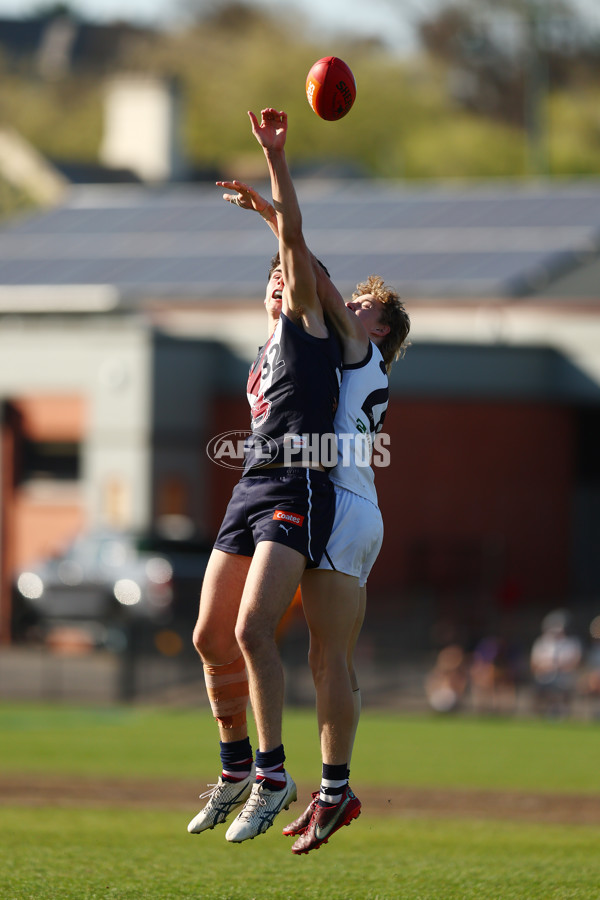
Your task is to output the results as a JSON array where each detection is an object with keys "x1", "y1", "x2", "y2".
[
  {"x1": 0, "y1": 317, "x2": 154, "y2": 530},
  {"x1": 99, "y1": 75, "x2": 185, "y2": 182}
]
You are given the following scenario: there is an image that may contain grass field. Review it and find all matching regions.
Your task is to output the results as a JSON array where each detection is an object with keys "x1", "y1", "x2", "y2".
[{"x1": 2, "y1": 703, "x2": 600, "y2": 899}]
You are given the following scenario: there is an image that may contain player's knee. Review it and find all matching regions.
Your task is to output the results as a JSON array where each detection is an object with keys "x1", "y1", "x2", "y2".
[
  {"x1": 309, "y1": 642, "x2": 347, "y2": 684},
  {"x1": 307, "y1": 632, "x2": 331, "y2": 673},
  {"x1": 192, "y1": 620, "x2": 210, "y2": 657},
  {"x1": 234, "y1": 616, "x2": 262, "y2": 657},
  {"x1": 193, "y1": 621, "x2": 235, "y2": 663},
  {"x1": 307, "y1": 641, "x2": 322, "y2": 677}
]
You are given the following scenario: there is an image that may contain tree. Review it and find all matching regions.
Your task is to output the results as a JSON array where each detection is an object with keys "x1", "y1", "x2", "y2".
[{"x1": 417, "y1": 0, "x2": 600, "y2": 172}]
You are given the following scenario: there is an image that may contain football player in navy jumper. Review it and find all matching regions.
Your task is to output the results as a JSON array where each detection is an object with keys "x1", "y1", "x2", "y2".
[
  {"x1": 189, "y1": 109, "x2": 342, "y2": 843},
  {"x1": 213, "y1": 174, "x2": 410, "y2": 853}
]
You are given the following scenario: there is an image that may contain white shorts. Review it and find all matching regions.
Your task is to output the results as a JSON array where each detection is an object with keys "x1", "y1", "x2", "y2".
[{"x1": 316, "y1": 485, "x2": 383, "y2": 587}]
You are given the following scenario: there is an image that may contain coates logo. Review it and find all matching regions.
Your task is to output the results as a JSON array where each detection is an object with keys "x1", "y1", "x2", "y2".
[
  {"x1": 206, "y1": 430, "x2": 278, "y2": 470},
  {"x1": 273, "y1": 510, "x2": 305, "y2": 527}
]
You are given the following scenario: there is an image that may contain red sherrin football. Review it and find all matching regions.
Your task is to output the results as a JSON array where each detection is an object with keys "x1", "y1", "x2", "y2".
[{"x1": 306, "y1": 56, "x2": 356, "y2": 121}]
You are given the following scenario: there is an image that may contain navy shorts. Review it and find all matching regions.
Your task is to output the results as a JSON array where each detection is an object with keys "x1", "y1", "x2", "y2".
[{"x1": 213, "y1": 468, "x2": 335, "y2": 568}]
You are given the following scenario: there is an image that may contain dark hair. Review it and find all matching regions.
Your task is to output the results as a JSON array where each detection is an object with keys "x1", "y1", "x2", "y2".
[
  {"x1": 315, "y1": 258, "x2": 330, "y2": 278},
  {"x1": 267, "y1": 251, "x2": 330, "y2": 281},
  {"x1": 268, "y1": 252, "x2": 281, "y2": 281}
]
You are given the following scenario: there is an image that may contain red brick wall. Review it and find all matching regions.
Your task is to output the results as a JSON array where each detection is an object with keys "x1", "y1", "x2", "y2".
[
  {"x1": 207, "y1": 396, "x2": 573, "y2": 607},
  {"x1": 374, "y1": 400, "x2": 573, "y2": 604},
  {"x1": 9, "y1": 395, "x2": 87, "y2": 569},
  {"x1": 13, "y1": 395, "x2": 86, "y2": 441},
  {"x1": 206, "y1": 396, "x2": 249, "y2": 537},
  {"x1": 12, "y1": 500, "x2": 86, "y2": 569}
]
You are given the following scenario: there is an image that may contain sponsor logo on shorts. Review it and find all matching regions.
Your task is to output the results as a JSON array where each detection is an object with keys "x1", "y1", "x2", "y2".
[{"x1": 273, "y1": 510, "x2": 305, "y2": 527}]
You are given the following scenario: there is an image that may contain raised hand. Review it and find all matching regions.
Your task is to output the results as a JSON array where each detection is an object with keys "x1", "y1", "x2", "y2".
[
  {"x1": 216, "y1": 180, "x2": 270, "y2": 215},
  {"x1": 248, "y1": 108, "x2": 288, "y2": 152}
]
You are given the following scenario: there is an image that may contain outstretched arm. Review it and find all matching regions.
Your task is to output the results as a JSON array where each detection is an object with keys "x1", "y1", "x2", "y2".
[
  {"x1": 248, "y1": 108, "x2": 327, "y2": 337},
  {"x1": 313, "y1": 264, "x2": 369, "y2": 363},
  {"x1": 216, "y1": 180, "x2": 278, "y2": 238},
  {"x1": 219, "y1": 177, "x2": 368, "y2": 362}
]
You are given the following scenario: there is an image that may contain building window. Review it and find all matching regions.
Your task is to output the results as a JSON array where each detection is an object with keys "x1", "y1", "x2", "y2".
[{"x1": 18, "y1": 439, "x2": 80, "y2": 483}]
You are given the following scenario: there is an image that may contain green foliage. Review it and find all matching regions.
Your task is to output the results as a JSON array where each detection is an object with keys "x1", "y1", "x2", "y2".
[
  {"x1": 0, "y1": 176, "x2": 36, "y2": 221},
  {"x1": 0, "y1": 69, "x2": 103, "y2": 163},
  {"x1": 0, "y1": 4, "x2": 599, "y2": 181},
  {"x1": 547, "y1": 87, "x2": 600, "y2": 175},
  {"x1": 127, "y1": 27, "x2": 535, "y2": 179}
]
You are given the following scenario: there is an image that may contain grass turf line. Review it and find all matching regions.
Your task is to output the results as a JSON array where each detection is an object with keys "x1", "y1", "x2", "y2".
[{"x1": 2, "y1": 703, "x2": 600, "y2": 793}]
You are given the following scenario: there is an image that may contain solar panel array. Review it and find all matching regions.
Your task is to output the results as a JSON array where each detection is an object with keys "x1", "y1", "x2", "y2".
[{"x1": 1, "y1": 180, "x2": 600, "y2": 302}]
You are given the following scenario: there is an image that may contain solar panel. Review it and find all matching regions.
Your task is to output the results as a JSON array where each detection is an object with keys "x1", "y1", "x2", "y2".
[{"x1": 1, "y1": 180, "x2": 600, "y2": 299}]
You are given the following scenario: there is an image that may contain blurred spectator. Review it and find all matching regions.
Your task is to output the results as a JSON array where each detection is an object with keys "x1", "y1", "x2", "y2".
[
  {"x1": 580, "y1": 615, "x2": 600, "y2": 720},
  {"x1": 469, "y1": 635, "x2": 518, "y2": 715},
  {"x1": 530, "y1": 609, "x2": 582, "y2": 718},
  {"x1": 425, "y1": 644, "x2": 468, "y2": 713}
]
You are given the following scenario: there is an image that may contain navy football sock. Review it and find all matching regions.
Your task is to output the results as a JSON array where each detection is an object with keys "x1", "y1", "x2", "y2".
[
  {"x1": 219, "y1": 737, "x2": 253, "y2": 783},
  {"x1": 319, "y1": 762, "x2": 348, "y2": 807},
  {"x1": 255, "y1": 744, "x2": 287, "y2": 790}
]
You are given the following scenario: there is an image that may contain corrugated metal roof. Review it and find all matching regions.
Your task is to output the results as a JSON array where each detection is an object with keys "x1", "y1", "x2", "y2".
[{"x1": 1, "y1": 179, "x2": 600, "y2": 302}]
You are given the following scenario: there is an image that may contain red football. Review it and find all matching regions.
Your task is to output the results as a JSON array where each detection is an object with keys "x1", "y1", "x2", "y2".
[{"x1": 305, "y1": 56, "x2": 356, "y2": 121}]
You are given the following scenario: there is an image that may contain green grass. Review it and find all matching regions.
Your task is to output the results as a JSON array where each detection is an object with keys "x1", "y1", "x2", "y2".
[
  {"x1": 4, "y1": 807, "x2": 600, "y2": 900},
  {"x1": 3, "y1": 703, "x2": 600, "y2": 899},
  {"x1": 2, "y1": 703, "x2": 600, "y2": 793}
]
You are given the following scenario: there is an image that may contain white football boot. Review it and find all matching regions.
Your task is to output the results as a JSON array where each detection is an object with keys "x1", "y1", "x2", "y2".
[
  {"x1": 225, "y1": 771, "x2": 297, "y2": 842},
  {"x1": 187, "y1": 767, "x2": 255, "y2": 834}
]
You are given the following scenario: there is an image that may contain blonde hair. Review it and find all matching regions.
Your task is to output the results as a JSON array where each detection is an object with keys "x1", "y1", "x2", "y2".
[{"x1": 352, "y1": 275, "x2": 410, "y2": 372}]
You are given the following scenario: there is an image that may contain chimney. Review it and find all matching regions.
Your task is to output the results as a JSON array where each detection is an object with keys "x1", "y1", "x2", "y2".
[{"x1": 99, "y1": 75, "x2": 187, "y2": 182}]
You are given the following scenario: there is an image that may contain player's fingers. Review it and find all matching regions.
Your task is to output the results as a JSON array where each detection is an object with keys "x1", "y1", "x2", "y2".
[
  {"x1": 231, "y1": 181, "x2": 250, "y2": 196},
  {"x1": 224, "y1": 192, "x2": 250, "y2": 209},
  {"x1": 261, "y1": 107, "x2": 280, "y2": 124}
]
